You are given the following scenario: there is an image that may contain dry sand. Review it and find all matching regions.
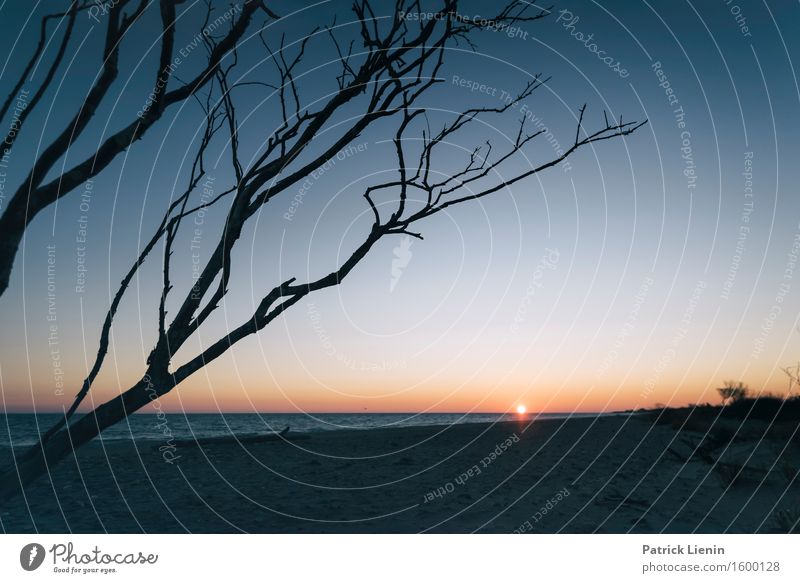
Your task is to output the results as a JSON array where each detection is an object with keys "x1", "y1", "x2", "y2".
[{"x1": 1, "y1": 415, "x2": 797, "y2": 533}]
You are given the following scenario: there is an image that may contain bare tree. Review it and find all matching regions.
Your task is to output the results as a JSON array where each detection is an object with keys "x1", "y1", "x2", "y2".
[
  {"x1": 0, "y1": 0, "x2": 645, "y2": 498},
  {"x1": 781, "y1": 361, "x2": 800, "y2": 396},
  {"x1": 0, "y1": 0, "x2": 275, "y2": 297},
  {"x1": 717, "y1": 380, "x2": 749, "y2": 405}
]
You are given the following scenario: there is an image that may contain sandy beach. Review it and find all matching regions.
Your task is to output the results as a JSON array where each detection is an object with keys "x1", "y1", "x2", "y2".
[{"x1": 1, "y1": 414, "x2": 797, "y2": 533}]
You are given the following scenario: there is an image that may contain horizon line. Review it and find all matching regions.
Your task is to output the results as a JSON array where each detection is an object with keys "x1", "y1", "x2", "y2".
[{"x1": 0, "y1": 409, "x2": 627, "y2": 415}]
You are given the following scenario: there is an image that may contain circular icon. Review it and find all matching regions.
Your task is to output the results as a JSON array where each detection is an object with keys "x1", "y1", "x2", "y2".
[{"x1": 19, "y1": 543, "x2": 46, "y2": 571}]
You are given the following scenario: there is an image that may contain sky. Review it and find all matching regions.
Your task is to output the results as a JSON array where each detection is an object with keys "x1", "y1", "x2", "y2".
[{"x1": 0, "y1": 0, "x2": 799, "y2": 416}]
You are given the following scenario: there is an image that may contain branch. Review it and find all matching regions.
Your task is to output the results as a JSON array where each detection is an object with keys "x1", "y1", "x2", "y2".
[
  {"x1": 9, "y1": 0, "x2": 263, "y2": 225},
  {"x1": 401, "y1": 106, "x2": 647, "y2": 226},
  {"x1": 38, "y1": 100, "x2": 228, "y2": 444},
  {"x1": 0, "y1": 1, "x2": 82, "y2": 151},
  {"x1": 173, "y1": 223, "x2": 384, "y2": 384}
]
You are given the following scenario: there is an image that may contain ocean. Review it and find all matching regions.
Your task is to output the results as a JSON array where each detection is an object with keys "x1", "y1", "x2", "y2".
[{"x1": 0, "y1": 412, "x2": 603, "y2": 448}]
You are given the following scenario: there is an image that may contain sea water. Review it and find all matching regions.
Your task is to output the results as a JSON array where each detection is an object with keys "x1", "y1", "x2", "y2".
[{"x1": 0, "y1": 411, "x2": 603, "y2": 447}]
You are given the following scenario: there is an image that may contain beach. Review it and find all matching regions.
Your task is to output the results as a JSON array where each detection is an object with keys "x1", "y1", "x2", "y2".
[{"x1": 1, "y1": 414, "x2": 797, "y2": 533}]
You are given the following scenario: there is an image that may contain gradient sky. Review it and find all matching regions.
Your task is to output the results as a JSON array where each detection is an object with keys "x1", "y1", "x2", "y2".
[{"x1": 1, "y1": 0, "x2": 799, "y2": 416}]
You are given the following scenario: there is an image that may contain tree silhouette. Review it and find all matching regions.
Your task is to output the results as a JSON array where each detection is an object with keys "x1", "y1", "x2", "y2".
[
  {"x1": 0, "y1": 0, "x2": 274, "y2": 297},
  {"x1": 0, "y1": 0, "x2": 645, "y2": 498},
  {"x1": 717, "y1": 380, "x2": 749, "y2": 405}
]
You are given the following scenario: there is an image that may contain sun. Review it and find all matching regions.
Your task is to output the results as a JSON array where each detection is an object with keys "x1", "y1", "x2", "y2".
[{"x1": 516, "y1": 404, "x2": 527, "y2": 415}]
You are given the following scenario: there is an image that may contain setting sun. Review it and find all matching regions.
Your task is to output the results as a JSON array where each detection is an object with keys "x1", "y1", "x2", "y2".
[{"x1": 516, "y1": 405, "x2": 527, "y2": 415}]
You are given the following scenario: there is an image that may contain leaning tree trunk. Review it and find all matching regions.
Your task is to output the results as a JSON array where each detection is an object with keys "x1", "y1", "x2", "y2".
[
  {"x1": 0, "y1": 372, "x2": 173, "y2": 500},
  {"x1": 0, "y1": 193, "x2": 33, "y2": 299}
]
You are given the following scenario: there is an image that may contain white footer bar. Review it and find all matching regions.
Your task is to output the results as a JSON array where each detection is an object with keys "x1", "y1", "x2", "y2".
[{"x1": 1, "y1": 534, "x2": 797, "y2": 582}]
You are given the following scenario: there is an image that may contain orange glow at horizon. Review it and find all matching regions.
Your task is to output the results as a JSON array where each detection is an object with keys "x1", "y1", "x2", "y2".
[{"x1": 2, "y1": 339, "x2": 797, "y2": 414}]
